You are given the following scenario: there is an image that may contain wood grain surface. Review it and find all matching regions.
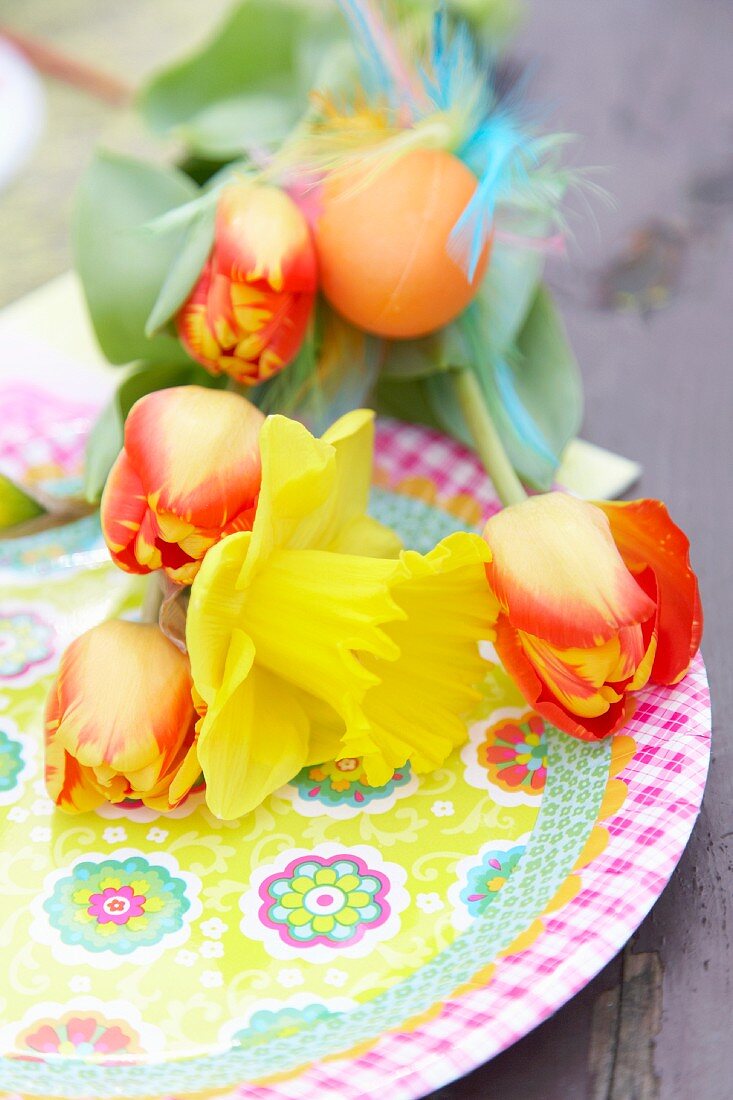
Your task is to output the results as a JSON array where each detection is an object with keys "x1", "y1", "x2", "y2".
[{"x1": 0, "y1": 2, "x2": 730, "y2": 1098}]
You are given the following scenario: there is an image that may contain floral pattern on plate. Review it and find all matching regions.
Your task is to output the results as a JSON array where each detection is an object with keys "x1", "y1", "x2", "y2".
[
  {"x1": 462, "y1": 708, "x2": 550, "y2": 806},
  {"x1": 32, "y1": 851, "x2": 202, "y2": 969},
  {"x1": 0, "y1": 997, "x2": 165, "y2": 1063},
  {"x1": 448, "y1": 838, "x2": 530, "y2": 932},
  {"x1": 242, "y1": 844, "x2": 409, "y2": 962},
  {"x1": 280, "y1": 757, "x2": 416, "y2": 818},
  {"x1": 0, "y1": 607, "x2": 56, "y2": 685}
]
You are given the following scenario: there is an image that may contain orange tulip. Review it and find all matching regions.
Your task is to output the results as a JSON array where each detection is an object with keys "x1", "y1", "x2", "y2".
[
  {"x1": 45, "y1": 620, "x2": 201, "y2": 813},
  {"x1": 101, "y1": 386, "x2": 264, "y2": 585},
  {"x1": 177, "y1": 182, "x2": 317, "y2": 385},
  {"x1": 483, "y1": 493, "x2": 702, "y2": 741}
]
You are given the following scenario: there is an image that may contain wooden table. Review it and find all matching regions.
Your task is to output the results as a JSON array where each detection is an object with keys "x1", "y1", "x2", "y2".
[{"x1": 1, "y1": 2, "x2": 731, "y2": 1097}]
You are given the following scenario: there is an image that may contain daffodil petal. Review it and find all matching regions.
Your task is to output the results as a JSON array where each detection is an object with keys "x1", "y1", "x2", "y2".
[
  {"x1": 344, "y1": 532, "x2": 495, "y2": 783},
  {"x1": 196, "y1": 658, "x2": 310, "y2": 820}
]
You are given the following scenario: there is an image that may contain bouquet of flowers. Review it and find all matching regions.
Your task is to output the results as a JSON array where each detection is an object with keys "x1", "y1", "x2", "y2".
[{"x1": 1, "y1": 0, "x2": 703, "y2": 823}]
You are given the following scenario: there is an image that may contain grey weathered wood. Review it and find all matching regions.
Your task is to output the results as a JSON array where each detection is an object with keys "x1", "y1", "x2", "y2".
[
  {"x1": 435, "y1": 2, "x2": 733, "y2": 1097},
  {"x1": 0, "y1": 1, "x2": 730, "y2": 1098}
]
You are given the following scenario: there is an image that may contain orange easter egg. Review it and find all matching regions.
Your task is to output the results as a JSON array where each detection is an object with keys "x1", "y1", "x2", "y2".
[{"x1": 314, "y1": 148, "x2": 491, "y2": 340}]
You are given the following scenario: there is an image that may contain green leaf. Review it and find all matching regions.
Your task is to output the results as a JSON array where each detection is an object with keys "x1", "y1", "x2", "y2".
[
  {"x1": 84, "y1": 364, "x2": 226, "y2": 503},
  {"x1": 174, "y1": 94, "x2": 303, "y2": 160},
  {"x1": 145, "y1": 204, "x2": 216, "y2": 336},
  {"x1": 0, "y1": 474, "x2": 45, "y2": 531},
  {"x1": 475, "y1": 237, "x2": 546, "y2": 356},
  {"x1": 380, "y1": 320, "x2": 472, "y2": 380},
  {"x1": 507, "y1": 282, "x2": 583, "y2": 475},
  {"x1": 375, "y1": 374, "x2": 447, "y2": 434},
  {"x1": 252, "y1": 302, "x2": 380, "y2": 433},
  {"x1": 74, "y1": 151, "x2": 202, "y2": 365},
  {"x1": 376, "y1": 285, "x2": 583, "y2": 492},
  {"x1": 138, "y1": 0, "x2": 317, "y2": 157}
]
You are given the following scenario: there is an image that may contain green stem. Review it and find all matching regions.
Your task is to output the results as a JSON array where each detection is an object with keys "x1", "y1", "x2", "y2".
[
  {"x1": 141, "y1": 572, "x2": 164, "y2": 625},
  {"x1": 452, "y1": 370, "x2": 528, "y2": 508}
]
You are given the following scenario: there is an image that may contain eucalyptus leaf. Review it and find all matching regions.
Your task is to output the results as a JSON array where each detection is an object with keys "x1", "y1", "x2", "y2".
[
  {"x1": 145, "y1": 206, "x2": 216, "y2": 337},
  {"x1": 509, "y1": 282, "x2": 583, "y2": 468},
  {"x1": 84, "y1": 363, "x2": 227, "y2": 503},
  {"x1": 380, "y1": 320, "x2": 471, "y2": 380},
  {"x1": 74, "y1": 151, "x2": 201, "y2": 365},
  {"x1": 376, "y1": 284, "x2": 583, "y2": 491},
  {"x1": 138, "y1": 0, "x2": 316, "y2": 156},
  {"x1": 475, "y1": 236, "x2": 546, "y2": 355},
  {"x1": 175, "y1": 94, "x2": 303, "y2": 160}
]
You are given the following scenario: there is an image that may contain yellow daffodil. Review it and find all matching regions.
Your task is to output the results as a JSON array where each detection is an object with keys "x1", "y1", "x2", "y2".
[{"x1": 183, "y1": 409, "x2": 493, "y2": 820}]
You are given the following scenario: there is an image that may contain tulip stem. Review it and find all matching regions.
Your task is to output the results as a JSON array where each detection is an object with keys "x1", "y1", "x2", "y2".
[
  {"x1": 453, "y1": 369, "x2": 528, "y2": 508},
  {"x1": 141, "y1": 573, "x2": 164, "y2": 626}
]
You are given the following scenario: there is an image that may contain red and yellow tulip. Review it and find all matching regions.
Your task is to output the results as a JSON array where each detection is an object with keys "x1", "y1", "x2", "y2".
[
  {"x1": 482, "y1": 492, "x2": 702, "y2": 741},
  {"x1": 101, "y1": 386, "x2": 264, "y2": 585},
  {"x1": 45, "y1": 620, "x2": 201, "y2": 813},
  {"x1": 177, "y1": 182, "x2": 317, "y2": 385}
]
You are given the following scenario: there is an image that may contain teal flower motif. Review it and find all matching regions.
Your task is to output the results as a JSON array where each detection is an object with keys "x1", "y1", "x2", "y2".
[
  {"x1": 43, "y1": 856, "x2": 191, "y2": 955},
  {"x1": 291, "y1": 757, "x2": 412, "y2": 810},
  {"x1": 460, "y1": 845, "x2": 526, "y2": 919},
  {"x1": 234, "y1": 1005, "x2": 335, "y2": 1049},
  {"x1": 0, "y1": 728, "x2": 24, "y2": 794}
]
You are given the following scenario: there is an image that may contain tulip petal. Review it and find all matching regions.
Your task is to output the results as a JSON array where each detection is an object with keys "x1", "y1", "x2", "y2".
[
  {"x1": 484, "y1": 493, "x2": 656, "y2": 649},
  {"x1": 343, "y1": 533, "x2": 495, "y2": 784},
  {"x1": 54, "y1": 621, "x2": 195, "y2": 776},
  {"x1": 595, "y1": 499, "x2": 703, "y2": 684},
  {"x1": 45, "y1": 693, "x2": 106, "y2": 813},
  {"x1": 100, "y1": 451, "x2": 147, "y2": 573},
  {"x1": 494, "y1": 617, "x2": 637, "y2": 741},
  {"x1": 125, "y1": 386, "x2": 264, "y2": 531},
  {"x1": 215, "y1": 184, "x2": 318, "y2": 294}
]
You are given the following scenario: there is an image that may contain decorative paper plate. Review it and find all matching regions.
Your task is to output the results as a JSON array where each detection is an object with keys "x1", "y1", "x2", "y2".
[{"x1": 0, "y1": 387, "x2": 710, "y2": 1100}]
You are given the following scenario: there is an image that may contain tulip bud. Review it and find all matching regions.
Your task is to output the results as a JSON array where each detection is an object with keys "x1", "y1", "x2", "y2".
[
  {"x1": 45, "y1": 620, "x2": 200, "y2": 813},
  {"x1": 178, "y1": 182, "x2": 317, "y2": 384},
  {"x1": 101, "y1": 386, "x2": 264, "y2": 585},
  {"x1": 483, "y1": 493, "x2": 702, "y2": 740}
]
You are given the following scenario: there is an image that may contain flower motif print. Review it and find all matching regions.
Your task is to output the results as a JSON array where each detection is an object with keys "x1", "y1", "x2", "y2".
[
  {"x1": 200, "y1": 970, "x2": 223, "y2": 989},
  {"x1": 260, "y1": 854, "x2": 390, "y2": 950},
  {"x1": 244, "y1": 845, "x2": 408, "y2": 961},
  {"x1": 39, "y1": 853, "x2": 200, "y2": 964},
  {"x1": 431, "y1": 800, "x2": 454, "y2": 817},
  {"x1": 277, "y1": 968, "x2": 304, "y2": 988},
  {"x1": 200, "y1": 940, "x2": 224, "y2": 959},
  {"x1": 234, "y1": 1004, "x2": 335, "y2": 1049},
  {"x1": 0, "y1": 726, "x2": 24, "y2": 795},
  {"x1": 17, "y1": 1013, "x2": 138, "y2": 1063},
  {"x1": 460, "y1": 845, "x2": 526, "y2": 919},
  {"x1": 287, "y1": 757, "x2": 413, "y2": 817},
  {"x1": 87, "y1": 885, "x2": 146, "y2": 926},
  {"x1": 479, "y1": 714, "x2": 548, "y2": 795},
  {"x1": 102, "y1": 827, "x2": 128, "y2": 845},
  {"x1": 416, "y1": 892, "x2": 444, "y2": 915},
  {"x1": 0, "y1": 609, "x2": 55, "y2": 681},
  {"x1": 324, "y1": 968, "x2": 348, "y2": 988},
  {"x1": 200, "y1": 918, "x2": 228, "y2": 940},
  {"x1": 175, "y1": 950, "x2": 197, "y2": 968}
]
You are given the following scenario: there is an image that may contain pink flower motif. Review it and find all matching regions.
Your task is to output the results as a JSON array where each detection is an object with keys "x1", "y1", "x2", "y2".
[
  {"x1": 87, "y1": 885, "x2": 145, "y2": 926},
  {"x1": 479, "y1": 714, "x2": 548, "y2": 794},
  {"x1": 20, "y1": 1015, "x2": 135, "y2": 1064}
]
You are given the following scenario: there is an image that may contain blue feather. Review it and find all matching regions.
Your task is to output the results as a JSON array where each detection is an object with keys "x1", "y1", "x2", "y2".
[{"x1": 493, "y1": 356, "x2": 558, "y2": 467}]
